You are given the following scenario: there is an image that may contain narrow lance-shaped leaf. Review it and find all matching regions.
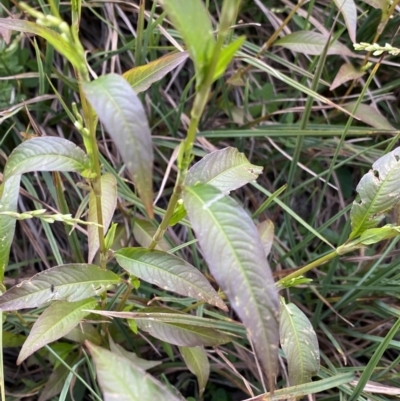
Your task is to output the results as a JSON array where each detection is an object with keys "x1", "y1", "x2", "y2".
[
  {"x1": 186, "y1": 147, "x2": 263, "y2": 194},
  {"x1": 123, "y1": 51, "x2": 189, "y2": 93},
  {"x1": 332, "y1": 0, "x2": 357, "y2": 43},
  {"x1": 18, "y1": 298, "x2": 97, "y2": 364},
  {"x1": 88, "y1": 173, "x2": 117, "y2": 263},
  {"x1": 133, "y1": 218, "x2": 171, "y2": 251},
  {"x1": 183, "y1": 184, "x2": 280, "y2": 388},
  {"x1": 0, "y1": 19, "x2": 83, "y2": 69},
  {"x1": 0, "y1": 264, "x2": 121, "y2": 311},
  {"x1": 0, "y1": 175, "x2": 20, "y2": 280},
  {"x1": 108, "y1": 335, "x2": 161, "y2": 370},
  {"x1": 115, "y1": 247, "x2": 227, "y2": 311},
  {"x1": 343, "y1": 103, "x2": 394, "y2": 130},
  {"x1": 83, "y1": 74, "x2": 154, "y2": 217},
  {"x1": 349, "y1": 147, "x2": 400, "y2": 239},
  {"x1": 179, "y1": 346, "x2": 210, "y2": 397},
  {"x1": 274, "y1": 31, "x2": 353, "y2": 56},
  {"x1": 159, "y1": 0, "x2": 215, "y2": 85},
  {"x1": 257, "y1": 219, "x2": 274, "y2": 258},
  {"x1": 3, "y1": 137, "x2": 90, "y2": 181},
  {"x1": 280, "y1": 300, "x2": 320, "y2": 386},
  {"x1": 87, "y1": 308, "x2": 233, "y2": 347},
  {"x1": 330, "y1": 63, "x2": 365, "y2": 91},
  {"x1": 86, "y1": 342, "x2": 182, "y2": 401}
]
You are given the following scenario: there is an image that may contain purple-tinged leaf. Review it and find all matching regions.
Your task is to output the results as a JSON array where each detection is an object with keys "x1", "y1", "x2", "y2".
[
  {"x1": 86, "y1": 342, "x2": 183, "y2": 401},
  {"x1": 88, "y1": 173, "x2": 117, "y2": 263},
  {"x1": 333, "y1": 0, "x2": 357, "y2": 42},
  {"x1": 183, "y1": 184, "x2": 279, "y2": 388},
  {"x1": 257, "y1": 219, "x2": 274, "y2": 258},
  {"x1": 3, "y1": 137, "x2": 90, "y2": 181},
  {"x1": 0, "y1": 175, "x2": 20, "y2": 280},
  {"x1": 109, "y1": 335, "x2": 161, "y2": 370},
  {"x1": 83, "y1": 74, "x2": 154, "y2": 217},
  {"x1": 343, "y1": 102, "x2": 394, "y2": 130},
  {"x1": 274, "y1": 31, "x2": 353, "y2": 56},
  {"x1": 115, "y1": 247, "x2": 227, "y2": 311},
  {"x1": 133, "y1": 218, "x2": 171, "y2": 251},
  {"x1": 123, "y1": 51, "x2": 189, "y2": 93},
  {"x1": 18, "y1": 298, "x2": 97, "y2": 364},
  {"x1": 0, "y1": 264, "x2": 121, "y2": 311},
  {"x1": 350, "y1": 147, "x2": 400, "y2": 239},
  {"x1": 186, "y1": 147, "x2": 263, "y2": 194},
  {"x1": 330, "y1": 63, "x2": 365, "y2": 91},
  {"x1": 179, "y1": 346, "x2": 209, "y2": 396},
  {"x1": 280, "y1": 300, "x2": 320, "y2": 386}
]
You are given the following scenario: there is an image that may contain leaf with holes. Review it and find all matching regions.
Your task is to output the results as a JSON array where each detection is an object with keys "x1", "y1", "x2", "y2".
[
  {"x1": 86, "y1": 342, "x2": 182, "y2": 401},
  {"x1": 88, "y1": 173, "x2": 117, "y2": 263},
  {"x1": 0, "y1": 264, "x2": 121, "y2": 311},
  {"x1": 333, "y1": 0, "x2": 357, "y2": 43},
  {"x1": 343, "y1": 103, "x2": 394, "y2": 130},
  {"x1": 186, "y1": 147, "x2": 263, "y2": 194},
  {"x1": 123, "y1": 51, "x2": 189, "y2": 93},
  {"x1": 183, "y1": 184, "x2": 279, "y2": 388},
  {"x1": 3, "y1": 137, "x2": 90, "y2": 181},
  {"x1": 330, "y1": 63, "x2": 365, "y2": 91},
  {"x1": 115, "y1": 248, "x2": 227, "y2": 311},
  {"x1": 133, "y1": 218, "x2": 171, "y2": 251},
  {"x1": 350, "y1": 147, "x2": 400, "y2": 239},
  {"x1": 280, "y1": 300, "x2": 320, "y2": 386},
  {"x1": 0, "y1": 19, "x2": 84, "y2": 69},
  {"x1": 0, "y1": 175, "x2": 20, "y2": 280},
  {"x1": 18, "y1": 298, "x2": 97, "y2": 364},
  {"x1": 83, "y1": 74, "x2": 154, "y2": 217},
  {"x1": 179, "y1": 346, "x2": 209, "y2": 397},
  {"x1": 274, "y1": 31, "x2": 353, "y2": 56}
]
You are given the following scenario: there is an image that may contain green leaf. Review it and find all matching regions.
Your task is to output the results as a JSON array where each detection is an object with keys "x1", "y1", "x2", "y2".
[
  {"x1": 280, "y1": 300, "x2": 320, "y2": 386},
  {"x1": 356, "y1": 225, "x2": 400, "y2": 246},
  {"x1": 115, "y1": 248, "x2": 227, "y2": 311},
  {"x1": 63, "y1": 323, "x2": 101, "y2": 345},
  {"x1": 183, "y1": 184, "x2": 279, "y2": 387},
  {"x1": 213, "y1": 36, "x2": 246, "y2": 81},
  {"x1": 83, "y1": 74, "x2": 154, "y2": 218},
  {"x1": 160, "y1": 0, "x2": 215, "y2": 85},
  {"x1": 86, "y1": 342, "x2": 182, "y2": 401},
  {"x1": 349, "y1": 147, "x2": 400, "y2": 239},
  {"x1": 274, "y1": 31, "x2": 353, "y2": 56},
  {"x1": 0, "y1": 264, "x2": 121, "y2": 311},
  {"x1": 330, "y1": 63, "x2": 365, "y2": 91},
  {"x1": 135, "y1": 319, "x2": 230, "y2": 347},
  {"x1": 343, "y1": 102, "x2": 394, "y2": 130},
  {"x1": 88, "y1": 173, "x2": 117, "y2": 263},
  {"x1": 38, "y1": 353, "x2": 79, "y2": 401},
  {"x1": 133, "y1": 218, "x2": 171, "y2": 251},
  {"x1": 0, "y1": 175, "x2": 20, "y2": 280},
  {"x1": 179, "y1": 346, "x2": 209, "y2": 397},
  {"x1": 0, "y1": 19, "x2": 83, "y2": 69},
  {"x1": 3, "y1": 331, "x2": 26, "y2": 348},
  {"x1": 109, "y1": 335, "x2": 161, "y2": 370},
  {"x1": 3, "y1": 137, "x2": 90, "y2": 181},
  {"x1": 186, "y1": 147, "x2": 263, "y2": 194},
  {"x1": 257, "y1": 219, "x2": 274, "y2": 258},
  {"x1": 333, "y1": 0, "x2": 357, "y2": 42},
  {"x1": 123, "y1": 51, "x2": 189, "y2": 93},
  {"x1": 86, "y1": 308, "x2": 232, "y2": 346},
  {"x1": 17, "y1": 298, "x2": 97, "y2": 364}
]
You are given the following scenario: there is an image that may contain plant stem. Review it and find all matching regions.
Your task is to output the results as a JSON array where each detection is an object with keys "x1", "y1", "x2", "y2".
[{"x1": 148, "y1": 1, "x2": 236, "y2": 249}]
